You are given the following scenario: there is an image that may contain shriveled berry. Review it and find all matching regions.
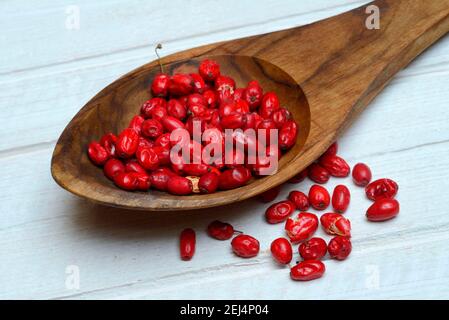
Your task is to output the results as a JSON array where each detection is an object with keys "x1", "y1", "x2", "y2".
[
  {"x1": 124, "y1": 159, "x2": 146, "y2": 174},
  {"x1": 88, "y1": 141, "x2": 109, "y2": 166},
  {"x1": 265, "y1": 200, "x2": 296, "y2": 224},
  {"x1": 365, "y1": 178, "x2": 398, "y2": 201},
  {"x1": 231, "y1": 234, "x2": 260, "y2": 258},
  {"x1": 319, "y1": 155, "x2": 350, "y2": 177},
  {"x1": 320, "y1": 213, "x2": 351, "y2": 237},
  {"x1": 140, "y1": 97, "x2": 167, "y2": 119},
  {"x1": 352, "y1": 163, "x2": 372, "y2": 186},
  {"x1": 207, "y1": 220, "x2": 234, "y2": 240},
  {"x1": 149, "y1": 168, "x2": 174, "y2": 191},
  {"x1": 113, "y1": 171, "x2": 139, "y2": 191},
  {"x1": 136, "y1": 146, "x2": 159, "y2": 170},
  {"x1": 328, "y1": 236, "x2": 352, "y2": 260},
  {"x1": 285, "y1": 212, "x2": 318, "y2": 243},
  {"x1": 115, "y1": 128, "x2": 139, "y2": 159},
  {"x1": 99, "y1": 133, "x2": 117, "y2": 157},
  {"x1": 288, "y1": 191, "x2": 309, "y2": 211},
  {"x1": 271, "y1": 108, "x2": 292, "y2": 128},
  {"x1": 366, "y1": 198, "x2": 400, "y2": 222},
  {"x1": 270, "y1": 238, "x2": 293, "y2": 265},
  {"x1": 290, "y1": 260, "x2": 325, "y2": 281},
  {"x1": 299, "y1": 237, "x2": 327, "y2": 261}
]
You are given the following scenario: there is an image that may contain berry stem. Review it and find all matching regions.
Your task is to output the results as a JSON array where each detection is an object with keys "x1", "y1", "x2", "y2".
[{"x1": 155, "y1": 43, "x2": 164, "y2": 73}]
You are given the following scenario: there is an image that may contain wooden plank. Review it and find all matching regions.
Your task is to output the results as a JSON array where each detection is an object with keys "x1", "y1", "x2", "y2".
[
  {"x1": 0, "y1": 0, "x2": 367, "y2": 75},
  {"x1": 1, "y1": 138, "x2": 448, "y2": 299}
]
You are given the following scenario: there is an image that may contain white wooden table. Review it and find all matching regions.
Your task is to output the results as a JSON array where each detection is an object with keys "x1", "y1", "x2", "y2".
[{"x1": 2, "y1": 0, "x2": 449, "y2": 300}]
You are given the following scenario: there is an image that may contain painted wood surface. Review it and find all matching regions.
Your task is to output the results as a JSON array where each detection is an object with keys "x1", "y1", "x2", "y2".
[{"x1": 1, "y1": 0, "x2": 449, "y2": 299}]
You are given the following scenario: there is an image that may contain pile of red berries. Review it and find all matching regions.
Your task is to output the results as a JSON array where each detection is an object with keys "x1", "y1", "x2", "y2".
[
  {"x1": 87, "y1": 59, "x2": 299, "y2": 195},
  {"x1": 180, "y1": 141, "x2": 400, "y2": 282}
]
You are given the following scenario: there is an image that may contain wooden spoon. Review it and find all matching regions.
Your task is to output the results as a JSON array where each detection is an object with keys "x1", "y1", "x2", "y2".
[{"x1": 51, "y1": 0, "x2": 449, "y2": 211}]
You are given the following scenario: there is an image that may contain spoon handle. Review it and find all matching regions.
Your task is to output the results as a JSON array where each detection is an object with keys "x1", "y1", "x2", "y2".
[{"x1": 200, "y1": 0, "x2": 449, "y2": 149}]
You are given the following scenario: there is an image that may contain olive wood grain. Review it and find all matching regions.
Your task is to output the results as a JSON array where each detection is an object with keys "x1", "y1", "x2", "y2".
[{"x1": 51, "y1": 0, "x2": 449, "y2": 211}]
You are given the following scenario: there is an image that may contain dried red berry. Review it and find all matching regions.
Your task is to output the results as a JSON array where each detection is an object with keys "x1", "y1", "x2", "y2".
[
  {"x1": 167, "y1": 99, "x2": 187, "y2": 120},
  {"x1": 285, "y1": 212, "x2": 319, "y2": 243},
  {"x1": 99, "y1": 133, "x2": 117, "y2": 157},
  {"x1": 190, "y1": 73, "x2": 206, "y2": 93},
  {"x1": 299, "y1": 237, "x2": 327, "y2": 261},
  {"x1": 366, "y1": 198, "x2": 400, "y2": 221},
  {"x1": 270, "y1": 238, "x2": 293, "y2": 265},
  {"x1": 265, "y1": 200, "x2": 296, "y2": 224},
  {"x1": 199, "y1": 59, "x2": 220, "y2": 82},
  {"x1": 328, "y1": 236, "x2": 352, "y2": 260},
  {"x1": 103, "y1": 158, "x2": 125, "y2": 180},
  {"x1": 320, "y1": 213, "x2": 351, "y2": 237},
  {"x1": 278, "y1": 120, "x2": 298, "y2": 151},
  {"x1": 124, "y1": 159, "x2": 146, "y2": 174},
  {"x1": 308, "y1": 185, "x2": 330, "y2": 210},
  {"x1": 161, "y1": 116, "x2": 185, "y2": 132},
  {"x1": 352, "y1": 163, "x2": 372, "y2": 186},
  {"x1": 87, "y1": 141, "x2": 109, "y2": 166},
  {"x1": 231, "y1": 234, "x2": 260, "y2": 258},
  {"x1": 141, "y1": 119, "x2": 163, "y2": 139},
  {"x1": 218, "y1": 167, "x2": 251, "y2": 190},
  {"x1": 243, "y1": 80, "x2": 263, "y2": 110},
  {"x1": 136, "y1": 146, "x2": 159, "y2": 170},
  {"x1": 332, "y1": 185, "x2": 351, "y2": 213},
  {"x1": 202, "y1": 90, "x2": 217, "y2": 108},
  {"x1": 308, "y1": 163, "x2": 330, "y2": 184},
  {"x1": 169, "y1": 74, "x2": 194, "y2": 96},
  {"x1": 288, "y1": 191, "x2": 309, "y2": 211},
  {"x1": 167, "y1": 175, "x2": 193, "y2": 195},
  {"x1": 290, "y1": 260, "x2": 325, "y2": 281},
  {"x1": 319, "y1": 155, "x2": 350, "y2": 177},
  {"x1": 365, "y1": 178, "x2": 398, "y2": 201},
  {"x1": 207, "y1": 220, "x2": 234, "y2": 240},
  {"x1": 115, "y1": 128, "x2": 139, "y2": 159},
  {"x1": 140, "y1": 97, "x2": 167, "y2": 119},
  {"x1": 151, "y1": 73, "x2": 170, "y2": 97},
  {"x1": 260, "y1": 92, "x2": 280, "y2": 119},
  {"x1": 180, "y1": 228, "x2": 196, "y2": 261},
  {"x1": 149, "y1": 168, "x2": 174, "y2": 191},
  {"x1": 271, "y1": 108, "x2": 292, "y2": 128},
  {"x1": 113, "y1": 171, "x2": 139, "y2": 191}
]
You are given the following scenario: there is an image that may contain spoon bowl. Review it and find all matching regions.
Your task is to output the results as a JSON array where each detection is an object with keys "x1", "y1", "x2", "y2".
[
  {"x1": 51, "y1": 0, "x2": 449, "y2": 211},
  {"x1": 51, "y1": 55, "x2": 310, "y2": 210}
]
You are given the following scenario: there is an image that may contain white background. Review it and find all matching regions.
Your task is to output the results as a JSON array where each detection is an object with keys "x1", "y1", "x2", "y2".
[{"x1": 1, "y1": 0, "x2": 449, "y2": 299}]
